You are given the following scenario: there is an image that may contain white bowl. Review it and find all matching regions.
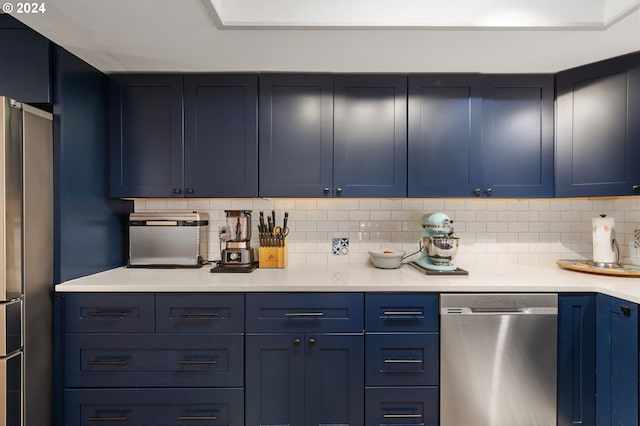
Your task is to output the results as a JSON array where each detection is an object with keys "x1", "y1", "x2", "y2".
[{"x1": 368, "y1": 249, "x2": 406, "y2": 269}]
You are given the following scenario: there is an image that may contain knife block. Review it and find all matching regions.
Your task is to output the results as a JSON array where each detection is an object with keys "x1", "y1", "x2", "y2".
[{"x1": 259, "y1": 239, "x2": 288, "y2": 268}]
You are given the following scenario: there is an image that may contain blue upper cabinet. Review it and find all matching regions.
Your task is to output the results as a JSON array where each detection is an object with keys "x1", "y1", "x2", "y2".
[
  {"x1": 184, "y1": 74, "x2": 258, "y2": 198},
  {"x1": 110, "y1": 74, "x2": 258, "y2": 198},
  {"x1": 556, "y1": 53, "x2": 640, "y2": 197},
  {"x1": 259, "y1": 74, "x2": 334, "y2": 197},
  {"x1": 334, "y1": 75, "x2": 407, "y2": 197},
  {"x1": 408, "y1": 74, "x2": 553, "y2": 197},
  {"x1": 110, "y1": 74, "x2": 184, "y2": 198},
  {"x1": 0, "y1": 14, "x2": 51, "y2": 103},
  {"x1": 259, "y1": 74, "x2": 407, "y2": 198},
  {"x1": 481, "y1": 75, "x2": 554, "y2": 197},
  {"x1": 408, "y1": 74, "x2": 482, "y2": 197}
]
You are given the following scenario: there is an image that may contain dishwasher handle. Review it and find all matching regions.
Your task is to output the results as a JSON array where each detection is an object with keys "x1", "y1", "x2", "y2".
[{"x1": 442, "y1": 307, "x2": 558, "y2": 315}]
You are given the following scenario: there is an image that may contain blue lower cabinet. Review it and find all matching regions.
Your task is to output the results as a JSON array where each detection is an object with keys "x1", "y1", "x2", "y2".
[
  {"x1": 595, "y1": 294, "x2": 639, "y2": 426},
  {"x1": 245, "y1": 333, "x2": 364, "y2": 426},
  {"x1": 557, "y1": 294, "x2": 596, "y2": 426},
  {"x1": 365, "y1": 387, "x2": 438, "y2": 426},
  {"x1": 64, "y1": 388, "x2": 244, "y2": 426},
  {"x1": 65, "y1": 334, "x2": 243, "y2": 388},
  {"x1": 365, "y1": 334, "x2": 438, "y2": 387}
]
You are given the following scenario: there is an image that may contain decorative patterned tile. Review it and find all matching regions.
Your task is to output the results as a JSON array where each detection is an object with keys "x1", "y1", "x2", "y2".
[{"x1": 332, "y1": 237, "x2": 349, "y2": 255}]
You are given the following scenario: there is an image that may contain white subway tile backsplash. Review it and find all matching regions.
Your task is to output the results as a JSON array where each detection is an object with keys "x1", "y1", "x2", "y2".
[{"x1": 134, "y1": 196, "x2": 640, "y2": 267}]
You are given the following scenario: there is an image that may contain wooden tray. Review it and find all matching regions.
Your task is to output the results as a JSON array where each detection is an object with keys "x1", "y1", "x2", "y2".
[{"x1": 556, "y1": 260, "x2": 640, "y2": 277}]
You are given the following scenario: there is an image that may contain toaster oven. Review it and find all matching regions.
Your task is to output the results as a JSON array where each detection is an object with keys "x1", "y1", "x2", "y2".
[{"x1": 128, "y1": 212, "x2": 209, "y2": 267}]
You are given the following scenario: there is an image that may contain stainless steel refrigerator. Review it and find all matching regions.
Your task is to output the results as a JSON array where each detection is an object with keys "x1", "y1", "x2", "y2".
[{"x1": 0, "y1": 96, "x2": 53, "y2": 426}]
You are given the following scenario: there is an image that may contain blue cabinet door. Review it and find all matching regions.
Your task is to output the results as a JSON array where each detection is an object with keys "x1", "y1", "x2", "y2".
[
  {"x1": 109, "y1": 74, "x2": 184, "y2": 197},
  {"x1": 481, "y1": 74, "x2": 554, "y2": 197},
  {"x1": 334, "y1": 75, "x2": 407, "y2": 197},
  {"x1": 184, "y1": 74, "x2": 258, "y2": 197},
  {"x1": 595, "y1": 294, "x2": 638, "y2": 426},
  {"x1": 245, "y1": 334, "x2": 305, "y2": 426},
  {"x1": 408, "y1": 74, "x2": 482, "y2": 197},
  {"x1": 259, "y1": 74, "x2": 334, "y2": 197},
  {"x1": 305, "y1": 334, "x2": 364, "y2": 426},
  {"x1": 557, "y1": 294, "x2": 596, "y2": 426},
  {"x1": 556, "y1": 54, "x2": 640, "y2": 197},
  {"x1": 0, "y1": 15, "x2": 51, "y2": 103}
]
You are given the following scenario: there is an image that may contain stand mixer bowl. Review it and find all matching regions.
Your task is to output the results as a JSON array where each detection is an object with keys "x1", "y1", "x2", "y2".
[{"x1": 423, "y1": 236, "x2": 459, "y2": 264}]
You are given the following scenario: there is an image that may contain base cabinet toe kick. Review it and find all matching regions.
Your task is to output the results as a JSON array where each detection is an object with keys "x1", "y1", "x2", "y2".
[{"x1": 55, "y1": 291, "x2": 636, "y2": 426}]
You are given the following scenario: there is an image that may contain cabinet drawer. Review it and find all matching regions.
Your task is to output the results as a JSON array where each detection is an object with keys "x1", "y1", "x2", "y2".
[
  {"x1": 246, "y1": 293, "x2": 363, "y2": 333},
  {"x1": 366, "y1": 387, "x2": 438, "y2": 426},
  {"x1": 365, "y1": 294, "x2": 438, "y2": 332},
  {"x1": 64, "y1": 293, "x2": 154, "y2": 333},
  {"x1": 64, "y1": 388, "x2": 244, "y2": 426},
  {"x1": 156, "y1": 293, "x2": 244, "y2": 333},
  {"x1": 65, "y1": 334, "x2": 243, "y2": 388},
  {"x1": 365, "y1": 334, "x2": 438, "y2": 386}
]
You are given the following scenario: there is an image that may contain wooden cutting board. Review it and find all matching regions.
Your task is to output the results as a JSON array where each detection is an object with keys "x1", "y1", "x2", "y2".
[{"x1": 556, "y1": 260, "x2": 640, "y2": 277}]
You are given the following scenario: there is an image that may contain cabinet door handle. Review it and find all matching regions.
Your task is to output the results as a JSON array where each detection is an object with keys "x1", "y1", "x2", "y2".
[
  {"x1": 336, "y1": 188, "x2": 343, "y2": 195},
  {"x1": 178, "y1": 416, "x2": 217, "y2": 421},
  {"x1": 293, "y1": 338, "x2": 301, "y2": 345},
  {"x1": 308, "y1": 338, "x2": 316, "y2": 346},
  {"x1": 621, "y1": 305, "x2": 632, "y2": 316},
  {"x1": 485, "y1": 188, "x2": 493, "y2": 196},
  {"x1": 384, "y1": 359, "x2": 423, "y2": 364},
  {"x1": 178, "y1": 312, "x2": 219, "y2": 318},
  {"x1": 473, "y1": 188, "x2": 481, "y2": 196},
  {"x1": 87, "y1": 311, "x2": 128, "y2": 317},
  {"x1": 633, "y1": 185, "x2": 640, "y2": 193},
  {"x1": 185, "y1": 188, "x2": 194, "y2": 195},
  {"x1": 323, "y1": 187, "x2": 331, "y2": 194},
  {"x1": 87, "y1": 360, "x2": 127, "y2": 366},
  {"x1": 285, "y1": 312, "x2": 324, "y2": 317},
  {"x1": 173, "y1": 188, "x2": 182, "y2": 195},
  {"x1": 177, "y1": 360, "x2": 218, "y2": 365},
  {"x1": 88, "y1": 416, "x2": 127, "y2": 422},
  {"x1": 383, "y1": 414, "x2": 422, "y2": 419},
  {"x1": 382, "y1": 311, "x2": 423, "y2": 316}
]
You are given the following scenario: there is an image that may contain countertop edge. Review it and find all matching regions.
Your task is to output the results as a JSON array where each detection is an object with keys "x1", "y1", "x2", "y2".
[{"x1": 54, "y1": 263, "x2": 640, "y2": 304}]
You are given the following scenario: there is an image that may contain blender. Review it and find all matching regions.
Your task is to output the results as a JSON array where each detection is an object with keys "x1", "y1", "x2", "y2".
[
  {"x1": 410, "y1": 212, "x2": 467, "y2": 275},
  {"x1": 217, "y1": 210, "x2": 257, "y2": 270}
]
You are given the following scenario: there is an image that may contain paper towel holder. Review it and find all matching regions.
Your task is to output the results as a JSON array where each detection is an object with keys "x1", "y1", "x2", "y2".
[{"x1": 588, "y1": 214, "x2": 621, "y2": 268}]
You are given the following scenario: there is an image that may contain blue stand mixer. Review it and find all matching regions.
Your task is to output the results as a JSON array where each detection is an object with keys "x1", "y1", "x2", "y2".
[{"x1": 412, "y1": 212, "x2": 466, "y2": 274}]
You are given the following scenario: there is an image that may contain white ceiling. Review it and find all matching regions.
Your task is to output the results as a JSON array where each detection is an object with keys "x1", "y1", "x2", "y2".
[{"x1": 11, "y1": 0, "x2": 640, "y2": 73}]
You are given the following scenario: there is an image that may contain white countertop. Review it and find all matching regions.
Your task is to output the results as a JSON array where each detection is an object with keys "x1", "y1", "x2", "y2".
[{"x1": 55, "y1": 261, "x2": 640, "y2": 304}]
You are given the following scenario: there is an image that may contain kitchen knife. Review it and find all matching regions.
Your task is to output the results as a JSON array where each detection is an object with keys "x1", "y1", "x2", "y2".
[{"x1": 283, "y1": 211, "x2": 289, "y2": 231}]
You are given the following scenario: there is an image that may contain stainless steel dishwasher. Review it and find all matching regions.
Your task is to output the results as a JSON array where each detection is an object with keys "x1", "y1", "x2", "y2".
[{"x1": 440, "y1": 293, "x2": 558, "y2": 426}]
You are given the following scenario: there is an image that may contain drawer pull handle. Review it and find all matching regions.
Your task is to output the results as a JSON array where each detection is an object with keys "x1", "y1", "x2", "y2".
[
  {"x1": 178, "y1": 416, "x2": 217, "y2": 421},
  {"x1": 383, "y1": 311, "x2": 423, "y2": 316},
  {"x1": 384, "y1": 359, "x2": 423, "y2": 364},
  {"x1": 88, "y1": 416, "x2": 127, "y2": 422},
  {"x1": 383, "y1": 414, "x2": 422, "y2": 419},
  {"x1": 87, "y1": 311, "x2": 128, "y2": 317},
  {"x1": 178, "y1": 360, "x2": 218, "y2": 365},
  {"x1": 87, "y1": 360, "x2": 127, "y2": 366},
  {"x1": 179, "y1": 312, "x2": 220, "y2": 317},
  {"x1": 285, "y1": 312, "x2": 324, "y2": 317}
]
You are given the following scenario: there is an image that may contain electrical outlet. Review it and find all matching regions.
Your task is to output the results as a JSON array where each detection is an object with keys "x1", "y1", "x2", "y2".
[
  {"x1": 332, "y1": 237, "x2": 349, "y2": 255},
  {"x1": 634, "y1": 229, "x2": 640, "y2": 249}
]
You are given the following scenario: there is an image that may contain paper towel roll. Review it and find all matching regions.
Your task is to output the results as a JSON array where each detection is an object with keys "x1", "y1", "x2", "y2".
[{"x1": 592, "y1": 216, "x2": 616, "y2": 264}]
